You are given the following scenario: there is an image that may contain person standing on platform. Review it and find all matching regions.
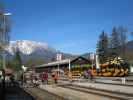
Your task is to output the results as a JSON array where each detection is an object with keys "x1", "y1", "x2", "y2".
[
  {"x1": 51, "y1": 72, "x2": 58, "y2": 88},
  {"x1": 41, "y1": 72, "x2": 48, "y2": 85},
  {"x1": 44, "y1": 72, "x2": 48, "y2": 84},
  {"x1": 88, "y1": 68, "x2": 93, "y2": 81},
  {"x1": 54, "y1": 72, "x2": 58, "y2": 84},
  {"x1": 83, "y1": 70, "x2": 88, "y2": 79}
]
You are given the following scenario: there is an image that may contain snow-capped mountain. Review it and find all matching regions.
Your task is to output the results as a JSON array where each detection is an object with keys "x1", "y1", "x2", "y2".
[
  {"x1": 6, "y1": 40, "x2": 56, "y2": 55},
  {"x1": 5, "y1": 40, "x2": 74, "y2": 63},
  {"x1": 4, "y1": 40, "x2": 57, "y2": 63}
]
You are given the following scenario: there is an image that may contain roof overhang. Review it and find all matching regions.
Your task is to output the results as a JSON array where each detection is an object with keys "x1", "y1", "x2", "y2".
[{"x1": 35, "y1": 59, "x2": 70, "y2": 68}]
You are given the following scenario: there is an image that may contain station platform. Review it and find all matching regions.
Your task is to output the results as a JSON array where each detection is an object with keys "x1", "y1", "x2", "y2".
[
  {"x1": 25, "y1": 76, "x2": 133, "y2": 100},
  {"x1": 39, "y1": 84, "x2": 111, "y2": 100},
  {"x1": 21, "y1": 77, "x2": 133, "y2": 100},
  {"x1": 59, "y1": 76, "x2": 133, "y2": 86},
  {"x1": 58, "y1": 80, "x2": 133, "y2": 95}
]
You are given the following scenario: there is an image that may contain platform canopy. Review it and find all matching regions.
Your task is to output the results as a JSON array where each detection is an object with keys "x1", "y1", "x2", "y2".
[
  {"x1": 35, "y1": 56, "x2": 91, "y2": 69},
  {"x1": 35, "y1": 59, "x2": 70, "y2": 68}
]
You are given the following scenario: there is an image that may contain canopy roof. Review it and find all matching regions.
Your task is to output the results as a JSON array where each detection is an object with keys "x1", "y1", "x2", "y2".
[{"x1": 35, "y1": 56, "x2": 91, "y2": 68}]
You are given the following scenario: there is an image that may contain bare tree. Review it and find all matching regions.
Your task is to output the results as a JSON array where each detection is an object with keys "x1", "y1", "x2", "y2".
[
  {"x1": 117, "y1": 26, "x2": 128, "y2": 58},
  {"x1": 110, "y1": 27, "x2": 121, "y2": 57}
]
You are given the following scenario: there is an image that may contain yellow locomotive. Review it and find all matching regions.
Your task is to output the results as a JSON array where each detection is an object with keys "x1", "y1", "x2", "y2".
[{"x1": 92, "y1": 57, "x2": 129, "y2": 77}]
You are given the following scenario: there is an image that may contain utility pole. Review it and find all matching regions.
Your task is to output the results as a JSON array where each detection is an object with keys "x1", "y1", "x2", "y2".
[
  {"x1": 0, "y1": 12, "x2": 11, "y2": 94},
  {"x1": 0, "y1": 12, "x2": 11, "y2": 69}
]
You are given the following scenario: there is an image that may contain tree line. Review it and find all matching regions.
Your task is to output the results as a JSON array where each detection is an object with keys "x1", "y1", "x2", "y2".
[
  {"x1": 97, "y1": 26, "x2": 133, "y2": 64},
  {"x1": 6, "y1": 49, "x2": 46, "y2": 71}
]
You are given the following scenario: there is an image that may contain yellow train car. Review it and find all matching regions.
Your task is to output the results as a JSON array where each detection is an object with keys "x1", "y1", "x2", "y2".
[{"x1": 93, "y1": 57, "x2": 129, "y2": 77}]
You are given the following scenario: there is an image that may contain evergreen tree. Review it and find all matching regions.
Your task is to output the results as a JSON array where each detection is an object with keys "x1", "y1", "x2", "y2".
[
  {"x1": 97, "y1": 31, "x2": 109, "y2": 63},
  {"x1": 117, "y1": 26, "x2": 127, "y2": 58},
  {"x1": 110, "y1": 27, "x2": 121, "y2": 57},
  {"x1": 11, "y1": 49, "x2": 22, "y2": 71}
]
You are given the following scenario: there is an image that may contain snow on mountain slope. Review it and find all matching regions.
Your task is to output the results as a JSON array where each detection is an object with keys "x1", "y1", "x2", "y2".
[
  {"x1": 5, "y1": 40, "x2": 75, "y2": 63},
  {"x1": 6, "y1": 40, "x2": 56, "y2": 55}
]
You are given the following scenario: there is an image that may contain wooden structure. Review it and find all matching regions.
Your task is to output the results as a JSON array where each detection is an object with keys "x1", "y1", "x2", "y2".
[{"x1": 35, "y1": 56, "x2": 91, "y2": 76}]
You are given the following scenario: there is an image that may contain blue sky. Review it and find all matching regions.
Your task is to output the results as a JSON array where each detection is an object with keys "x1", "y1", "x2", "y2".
[{"x1": 3, "y1": 0, "x2": 133, "y2": 54}]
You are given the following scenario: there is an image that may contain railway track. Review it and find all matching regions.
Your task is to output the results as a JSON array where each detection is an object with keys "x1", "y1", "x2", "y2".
[
  {"x1": 58, "y1": 84, "x2": 133, "y2": 100},
  {"x1": 94, "y1": 81, "x2": 133, "y2": 87},
  {"x1": 60, "y1": 77, "x2": 133, "y2": 87}
]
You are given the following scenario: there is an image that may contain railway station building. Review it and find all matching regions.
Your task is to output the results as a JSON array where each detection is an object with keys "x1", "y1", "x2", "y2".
[{"x1": 35, "y1": 56, "x2": 91, "y2": 73}]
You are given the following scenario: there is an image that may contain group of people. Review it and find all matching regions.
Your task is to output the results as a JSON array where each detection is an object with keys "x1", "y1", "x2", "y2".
[
  {"x1": 40, "y1": 71, "x2": 48, "y2": 84},
  {"x1": 40, "y1": 71, "x2": 59, "y2": 85},
  {"x1": 22, "y1": 71, "x2": 60, "y2": 87},
  {"x1": 33, "y1": 69, "x2": 93, "y2": 86},
  {"x1": 22, "y1": 68, "x2": 94, "y2": 88},
  {"x1": 83, "y1": 69, "x2": 93, "y2": 80}
]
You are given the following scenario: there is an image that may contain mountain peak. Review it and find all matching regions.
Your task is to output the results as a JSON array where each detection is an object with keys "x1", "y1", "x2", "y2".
[{"x1": 7, "y1": 40, "x2": 56, "y2": 55}]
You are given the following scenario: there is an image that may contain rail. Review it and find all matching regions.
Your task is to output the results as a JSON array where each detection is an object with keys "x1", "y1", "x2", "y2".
[{"x1": 58, "y1": 84, "x2": 133, "y2": 100}]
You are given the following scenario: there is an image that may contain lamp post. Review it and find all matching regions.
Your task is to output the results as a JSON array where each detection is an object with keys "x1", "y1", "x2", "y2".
[
  {"x1": 0, "y1": 13, "x2": 11, "y2": 69},
  {"x1": 0, "y1": 12, "x2": 11, "y2": 90}
]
